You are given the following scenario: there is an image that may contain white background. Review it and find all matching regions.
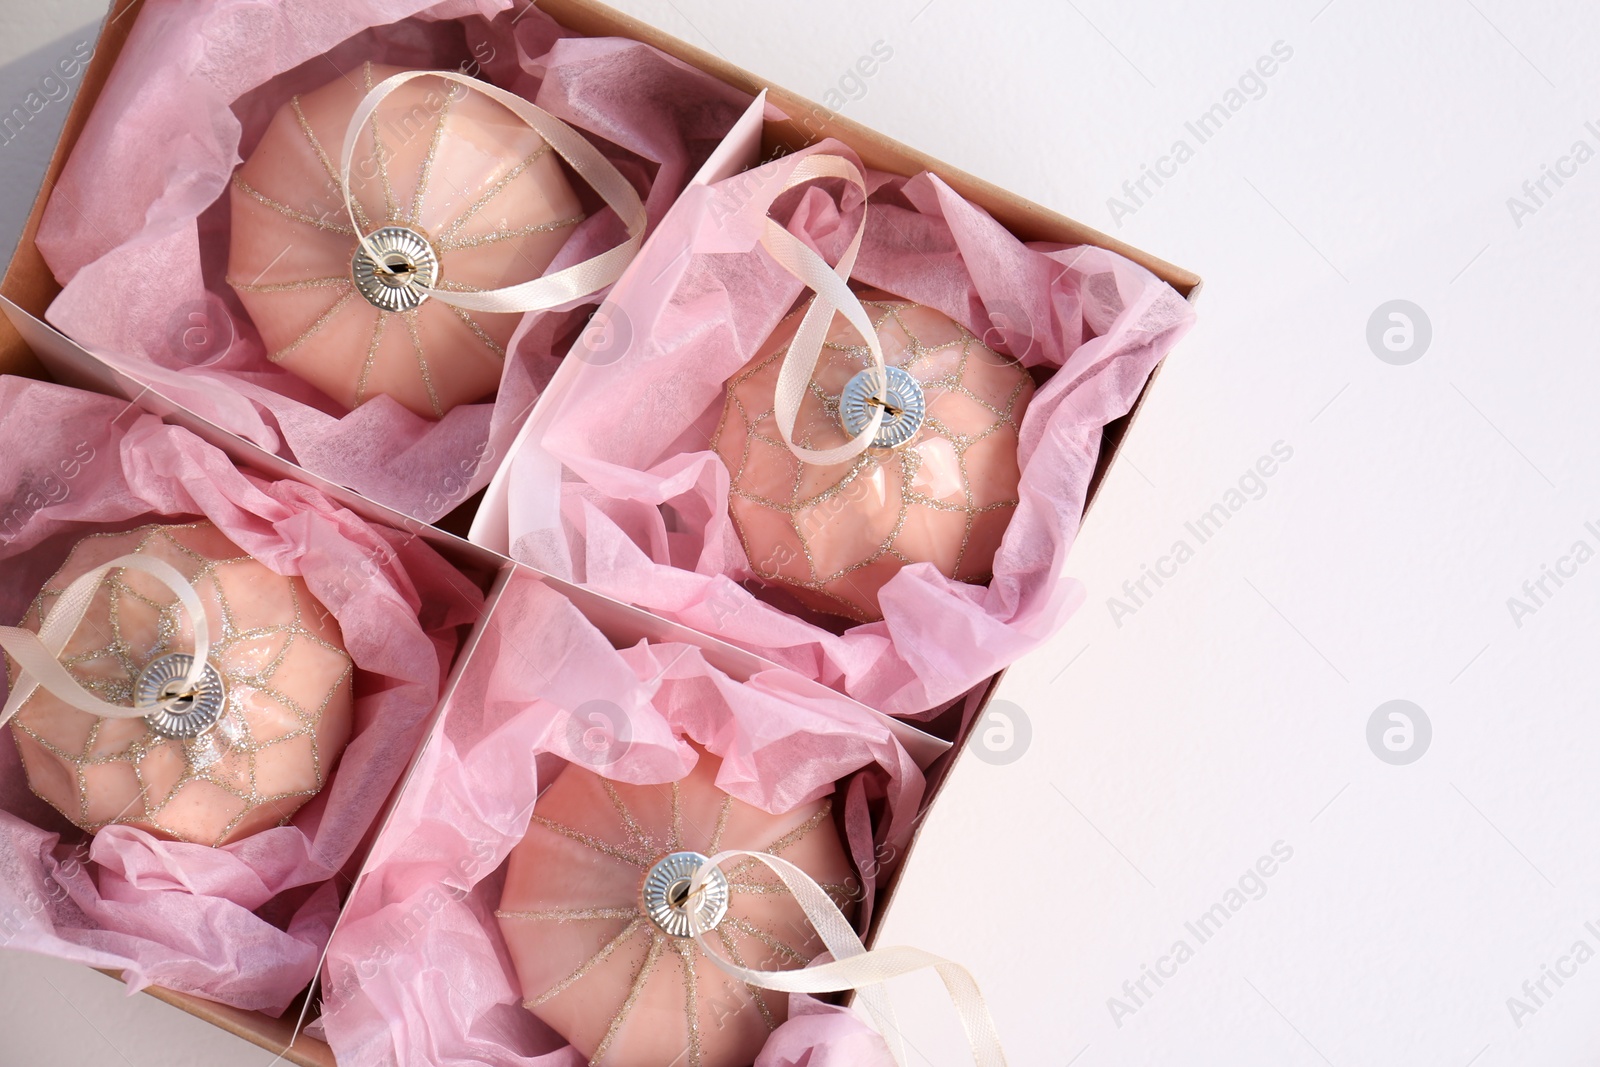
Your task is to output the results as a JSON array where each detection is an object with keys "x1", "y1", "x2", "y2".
[{"x1": 2, "y1": 1, "x2": 1597, "y2": 1065}]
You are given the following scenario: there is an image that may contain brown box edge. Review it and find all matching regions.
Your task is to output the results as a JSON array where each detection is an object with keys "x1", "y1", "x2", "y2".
[{"x1": 0, "y1": 0, "x2": 1204, "y2": 1059}]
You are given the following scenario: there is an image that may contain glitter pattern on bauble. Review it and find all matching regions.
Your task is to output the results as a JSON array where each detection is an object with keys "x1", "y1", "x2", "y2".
[
  {"x1": 713, "y1": 294, "x2": 1035, "y2": 622},
  {"x1": 228, "y1": 62, "x2": 585, "y2": 418},
  {"x1": 496, "y1": 752, "x2": 857, "y2": 1067},
  {"x1": 5, "y1": 523, "x2": 355, "y2": 847}
]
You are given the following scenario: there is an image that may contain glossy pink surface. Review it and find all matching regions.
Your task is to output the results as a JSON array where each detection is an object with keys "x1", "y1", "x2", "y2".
[
  {"x1": 229, "y1": 63, "x2": 583, "y2": 418},
  {"x1": 714, "y1": 294, "x2": 1034, "y2": 622},
  {"x1": 497, "y1": 752, "x2": 857, "y2": 1067},
  {"x1": 6, "y1": 523, "x2": 354, "y2": 847}
]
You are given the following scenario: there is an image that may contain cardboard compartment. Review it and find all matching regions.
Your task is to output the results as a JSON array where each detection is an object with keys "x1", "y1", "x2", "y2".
[
  {"x1": 0, "y1": 0, "x2": 770, "y2": 528},
  {"x1": 316, "y1": 564, "x2": 950, "y2": 1063},
  {"x1": 0, "y1": 376, "x2": 499, "y2": 1066},
  {"x1": 0, "y1": 367, "x2": 947, "y2": 1066},
  {"x1": 467, "y1": 83, "x2": 1199, "y2": 721},
  {"x1": 0, "y1": 0, "x2": 1200, "y2": 1062}
]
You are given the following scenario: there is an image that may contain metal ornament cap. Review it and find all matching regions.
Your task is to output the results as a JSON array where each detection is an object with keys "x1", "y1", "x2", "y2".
[
  {"x1": 136, "y1": 653, "x2": 227, "y2": 741},
  {"x1": 840, "y1": 364, "x2": 927, "y2": 450},
  {"x1": 351, "y1": 225, "x2": 440, "y2": 312},
  {"x1": 640, "y1": 851, "x2": 730, "y2": 938}
]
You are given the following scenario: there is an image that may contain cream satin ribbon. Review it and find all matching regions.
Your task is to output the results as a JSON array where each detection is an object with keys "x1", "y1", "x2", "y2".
[
  {"x1": 757, "y1": 154, "x2": 894, "y2": 467},
  {"x1": 339, "y1": 70, "x2": 648, "y2": 315},
  {"x1": 688, "y1": 848, "x2": 1009, "y2": 1067},
  {"x1": 0, "y1": 555, "x2": 211, "y2": 726}
]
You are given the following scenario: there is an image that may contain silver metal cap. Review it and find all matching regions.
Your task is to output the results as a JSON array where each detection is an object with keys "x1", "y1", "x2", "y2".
[
  {"x1": 840, "y1": 365, "x2": 926, "y2": 449},
  {"x1": 136, "y1": 653, "x2": 227, "y2": 741},
  {"x1": 351, "y1": 225, "x2": 440, "y2": 312},
  {"x1": 641, "y1": 851, "x2": 730, "y2": 937}
]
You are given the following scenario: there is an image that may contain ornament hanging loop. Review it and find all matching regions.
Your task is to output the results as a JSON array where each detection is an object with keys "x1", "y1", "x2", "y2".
[
  {"x1": 755, "y1": 154, "x2": 893, "y2": 467},
  {"x1": 339, "y1": 70, "x2": 648, "y2": 316},
  {"x1": 0, "y1": 555, "x2": 215, "y2": 730}
]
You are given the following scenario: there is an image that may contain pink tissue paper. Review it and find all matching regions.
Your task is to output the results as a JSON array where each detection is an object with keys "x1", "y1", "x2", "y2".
[
  {"x1": 35, "y1": 0, "x2": 752, "y2": 521},
  {"x1": 0, "y1": 376, "x2": 482, "y2": 1013},
  {"x1": 320, "y1": 568, "x2": 920, "y2": 1066},
  {"x1": 504, "y1": 140, "x2": 1197, "y2": 717}
]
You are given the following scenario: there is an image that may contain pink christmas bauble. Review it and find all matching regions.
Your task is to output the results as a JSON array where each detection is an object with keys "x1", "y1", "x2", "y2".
[
  {"x1": 5, "y1": 523, "x2": 354, "y2": 847},
  {"x1": 228, "y1": 62, "x2": 584, "y2": 418},
  {"x1": 496, "y1": 751, "x2": 857, "y2": 1067},
  {"x1": 713, "y1": 293, "x2": 1034, "y2": 622}
]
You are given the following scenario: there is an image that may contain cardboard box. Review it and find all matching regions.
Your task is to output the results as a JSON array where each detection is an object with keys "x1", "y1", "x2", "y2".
[
  {"x1": 0, "y1": 377, "x2": 946, "y2": 1065},
  {"x1": 0, "y1": 0, "x2": 1200, "y2": 1062},
  {"x1": 314, "y1": 562, "x2": 954, "y2": 1059}
]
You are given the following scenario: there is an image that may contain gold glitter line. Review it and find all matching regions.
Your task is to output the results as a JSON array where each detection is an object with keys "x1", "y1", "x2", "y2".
[
  {"x1": 268, "y1": 290, "x2": 356, "y2": 363},
  {"x1": 445, "y1": 304, "x2": 506, "y2": 359},
  {"x1": 722, "y1": 917, "x2": 809, "y2": 966},
  {"x1": 400, "y1": 309, "x2": 443, "y2": 418},
  {"x1": 495, "y1": 906, "x2": 637, "y2": 923},
  {"x1": 436, "y1": 143, "x2": 552, "y2": 242},
  {"x1": 725, "y1": 880, "x2": 852, "y2": 897},
  {"x1": 354, "y1": 314, "x2": 387, "y2": 407},
  {"x1": 716, "y1": 925, "x2": 779, "y2": 1032},
  {"x1": 230, "y1": 175, "x2": 356, "y2": 237},
  {"x1": 603, "y1": 779, "x2": 653, "y2": 852},
  {"x1": 292, "y1": 96, "x2": 370, "y2": 234},
  {"x1": 435, "y1": 214, "x2": 584, "y2": 252},
  {"x1": 590, "y1": 932, "x2": 665, "y2": 1064},
  {"x1": 527, "y1": 917, "x2": 645, "y2": 1009},
  {"x1": 728, "y1": 803, "x2": 831, "y2": 879},
  {"x1": 706, "y1": 795, "x2": 733, "y2": 855},
  {"x1": 408, "y1": 88, "x2": 453, "y2": 225},
  {"x1": 673, "y1": 939, "x2": 703, "y2": 1067},
  {"x1": 669, "y1": 779, "x2": 683, "y2": 853},
  {"x1": 529, "y1": 814, "x2": 652, "y2": 867},
  {"x1": 227, "y1": 275, "x2": 351, "y2": 294},
  {"x1": 361, "y1": 62, "x2": 399, "y2": 225}
]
